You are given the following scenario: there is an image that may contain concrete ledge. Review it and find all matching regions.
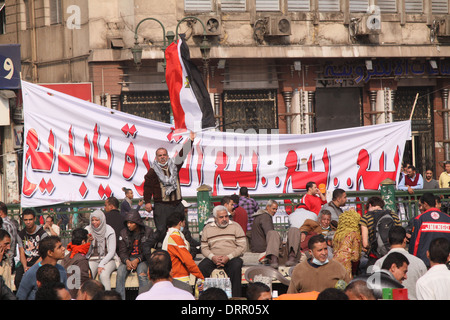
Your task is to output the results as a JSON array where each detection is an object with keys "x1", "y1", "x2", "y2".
[{"x1": 110, "y1": 252, "x2": 293, "y2": 289}]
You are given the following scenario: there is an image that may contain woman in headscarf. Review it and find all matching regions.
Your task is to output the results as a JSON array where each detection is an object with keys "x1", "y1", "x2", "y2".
[
  {"x1": 332, "y1": 209, "x2": 362, "y2": 280},
  {"x1": 85, "y1": 209, "x2": 117, "y2": 290}
]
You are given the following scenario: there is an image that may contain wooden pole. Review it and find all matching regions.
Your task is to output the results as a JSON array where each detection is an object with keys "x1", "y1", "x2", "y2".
[{"x1": 409, "y1": 93, "x2": 419, "y2": 120}]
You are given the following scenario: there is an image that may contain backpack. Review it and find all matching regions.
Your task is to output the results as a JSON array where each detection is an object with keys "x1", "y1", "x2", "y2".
[{"x1": 371, "y1": 210, "x2": 395, "y2": 257}]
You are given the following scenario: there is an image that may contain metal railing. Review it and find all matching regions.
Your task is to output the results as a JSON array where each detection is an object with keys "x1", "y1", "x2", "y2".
[{"x1": 6, "y1": 188, "x2": 450, "y2": 245}]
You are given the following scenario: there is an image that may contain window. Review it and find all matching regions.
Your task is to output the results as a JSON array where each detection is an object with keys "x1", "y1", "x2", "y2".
[
  {"x1": 222, "y1": 0, "x2": 246, "y2": 11},
  {"x1": 185, "y1": 0, "x2": 212, "y2": 12},
  {"x1": 349, "y1": 0, "x2": 369, "y2": 13},
  {"x1": 0, "y1": 2, "x2": 5, "y2": 34},
  {"x1": 377, "y1": 0, "x2": 397, "y2": 13},
  {"x1": 288, "y1": 0, "x2": 310, "y2": 11},
  {"x1": 432, "y1": 0, "x2": 448, "y2": 14},
  {"x1": 405, "y1": 0, "x2": 423, "y2": 13},
  {"x1": 223, "y1": 90, "x2": 278, "y2": 131},
  {"x1": 256, "y1": 0, "x2": 279, "y2": 11},
  {"x1": 50, "y1": 0, "x2": 63, "y2": 24},
  {"x1": 318, "y1": 0, "x2": 340, "y2": 12}
]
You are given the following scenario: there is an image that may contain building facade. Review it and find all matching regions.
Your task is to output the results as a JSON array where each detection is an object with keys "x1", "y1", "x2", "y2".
[{"x1": 0, "y1": 0, "x2": 450, "y2": 202}]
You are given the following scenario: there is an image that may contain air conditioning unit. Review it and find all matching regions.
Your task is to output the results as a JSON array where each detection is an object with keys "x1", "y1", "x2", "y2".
[
  {"x1": 192, "y1": 15, "x2": 221, "y2": 36},
  {"x1": 437, "y1": 17, "x2": 450, "y2": 37},
  {"x1": 266, "y1": 16, "x2": 291, "y2": 36},
  {"x1": 354, "y1": 15, "x2": 381, "y2": 36}
]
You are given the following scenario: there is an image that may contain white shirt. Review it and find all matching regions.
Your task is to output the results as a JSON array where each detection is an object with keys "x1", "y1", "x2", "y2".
[
  {"x1": 416, "y1": 264, "x2": 450, "y2": 300},
  {"x1": 374, "y1": 247, "x2": 427, "y2": 300},
  {"x1": 289, "y1": 208, "x2": 317, "y2": 229},
  {"x1": 135, "y1": 280, "x2": 195, "y2": 300}
]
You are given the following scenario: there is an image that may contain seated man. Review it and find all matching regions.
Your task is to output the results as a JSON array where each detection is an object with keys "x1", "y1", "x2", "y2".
[
  {"x1": 162, "y1": 211, "x2": 204, "y2": 284},
  {"x1": 287, "y1": 234, "x2": 350, "y2": 294},
  {"x1": 299, "y1": 210, "x2": 336, "y2": 253},
  {"x1": 251, "y1": 200, "x2": 301, "y2": 268},
  {"x1": 116, "y1": 209, "x2": 154, "y2": 300},
  {"x1": 61, "y1": 228, "x2": 91, "y2": 299},
  {"x1": 198, "y1": 205, "x2": 246, "y2": 298}
]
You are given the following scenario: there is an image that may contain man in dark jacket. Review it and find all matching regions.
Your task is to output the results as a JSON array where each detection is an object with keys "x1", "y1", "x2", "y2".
[
  {"x1": 116, "y1": 209, "x2": 154, "y2": 300},
  {"x1": 409, "y1": 192, "x2": 450, "y2": 267},
  {"x1": 143, "y1": 132, "x2": 195, "y2": 242},
  {"x1": 250, "y1": 200, "x2": 301, "y2": 268},
  {"x1": 104, "y1": 196, "x2": 125, "y2": 254}
]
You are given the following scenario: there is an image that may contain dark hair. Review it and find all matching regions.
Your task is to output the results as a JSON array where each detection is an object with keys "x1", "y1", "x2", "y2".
[
  {"x1": 71, "y1": 227, "x2": 89, "y2": 246},
  {"x1": 0, "y1": 229, "x2": 11, "y2": 242},
  {"x1": 38, "y1": 236, "x2": 61, "y2": 259},
  {"x1": 220, "y1": 196, "x2": 233, "y2": 206},
  {"x1": 381, "y1": 252, "x2": 409, "y2": 271},
  {"x1": 36, "y1": 264, "x2": 61, "y2": 285},
  {"x1": 122, "y1": 187, "x2": 132, "y2": 194},
  {"x1": 92, "y1": 290, "x2": 122, "y2": 300},
  {"x1": 166, "y1": 211, "x2": 185, "y2": 228},
  {"x1": 230, "y1": 194, "x2": 240, "y2": 204},
  {"x1": 419, "y1": 193, "x2": 436, "y2": 208},
  {"x1": 367, "y1": 196, "x2": 385, "y2": 209},
  {"x1": 305, "y1": 181, "x2": 316, "y2": 191},
  {"x1": 0, "y1": 202, "x2": 7, "y2": 215},
  {"x1": 239, "y1": 187, "x2": 249, "y2": 197},
  {"x1": 22, "y1": 208, "x2": 36, "y2": 218},
  {"x1": 332, "y1": 188, "x2": 346, "y2": 201},
  {"x1": 344, "y1": 280, "x2": 375, "y2": 300},
  {"x1": 428, "y1": 237, "x2": 450, "y2": 264},
  {"x1": 409, "y1": 165, "x2": 416, "y2": 172},
  {"x1": 435, "y1": 195, "x2": 441, "y2": 205},
  {"x1": 199, "y1": 287, "x2": 229, "y2": 300},
  {"x1": 308, "y1": 234, "x2": 326, "y2": 250},
  {"x1": 148, "y1": 250, "x2": 172, "y2": 281},
  {"x1": 79, "y1": 279, "x2": 105, "y2": 299},
  {"x1": 388, "y1": 226, "x2": 407, "y2": 246},
  {"x1": 35, "y1": 282, "x2": 67, "y2": 300},
  {"x1": 246, "y1": 282, "x2": 271, "y2": 300},
  {"x1": 106, "y1": 196, "x2": 120, "y2": 209},
  {"x1": 317, "y1": 288, "x2": 349, "y2": 300}
]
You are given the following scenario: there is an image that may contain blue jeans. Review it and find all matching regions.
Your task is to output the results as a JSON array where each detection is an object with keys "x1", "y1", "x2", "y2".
[{"x1": 115, "y1": 258, "x2": 149, "y2": 300}]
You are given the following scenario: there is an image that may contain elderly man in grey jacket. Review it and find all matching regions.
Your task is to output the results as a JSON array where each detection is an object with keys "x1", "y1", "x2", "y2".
[{"x1": 250, "y1": 200, "x2": 301, "y2": 268}]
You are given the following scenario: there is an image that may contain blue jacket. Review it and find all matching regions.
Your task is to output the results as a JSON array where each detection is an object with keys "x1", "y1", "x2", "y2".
[{"x1": 408, "y1": 208, "x2": 450, "y2": 267}]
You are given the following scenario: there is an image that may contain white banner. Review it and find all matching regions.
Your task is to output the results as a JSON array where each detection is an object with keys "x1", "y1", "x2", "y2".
[{"x1": 21, "y1": 80, "x2": 411, "y2": 208}]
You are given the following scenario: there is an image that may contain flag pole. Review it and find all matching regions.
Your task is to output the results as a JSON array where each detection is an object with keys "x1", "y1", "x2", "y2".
[{"x1": 409, "y1": 93, "x2": 419, "y2": 121}]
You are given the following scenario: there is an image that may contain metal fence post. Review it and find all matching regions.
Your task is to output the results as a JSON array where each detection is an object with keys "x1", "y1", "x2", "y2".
[
  {"x1": 380, "y1": 178, "x2": 397, "y2": 213},
  {"x1": 196, "y1": 184, "x2": 212, "y2": 233}
]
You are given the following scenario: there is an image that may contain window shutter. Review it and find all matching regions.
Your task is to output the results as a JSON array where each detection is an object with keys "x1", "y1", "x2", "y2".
[
  {"x1": 222, "y1": 0, "x2": 246, "y2": 11},
  {"x1": 288, "y1": 0, "x2": 311, "y2": 11},
  {"x1": 256, "y1": 0, "x2": 280, "y2": 11},
  {"x1": 318, "y1": 0, "x2": 340, "y2": 12},
  {"x1": 184, "y1": 0, "x2": 212, "y2": 12}
]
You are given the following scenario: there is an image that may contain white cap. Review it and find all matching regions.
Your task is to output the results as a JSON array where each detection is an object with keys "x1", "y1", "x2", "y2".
[{"x1": 181, "y1": 200, "x2": 192, "y2": 208}]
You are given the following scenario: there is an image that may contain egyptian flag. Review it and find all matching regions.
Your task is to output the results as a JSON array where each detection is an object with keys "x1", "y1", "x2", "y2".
[{"x1": 165, "y1": 35, "x2": 216, "y2": 133}]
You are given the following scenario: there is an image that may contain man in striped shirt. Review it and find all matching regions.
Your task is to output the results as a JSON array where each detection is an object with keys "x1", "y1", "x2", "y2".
[
  {"x1": 360, "y1": 196, "x2": 401, "y2": 270},
  {"x1": 198, "y1": 205, "x2": 247, "y2": 297}
]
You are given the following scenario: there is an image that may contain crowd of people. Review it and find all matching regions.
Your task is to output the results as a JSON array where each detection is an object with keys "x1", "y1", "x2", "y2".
[{"x1": 1, "y1": 136, "x2": 450, "y2": 301}]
